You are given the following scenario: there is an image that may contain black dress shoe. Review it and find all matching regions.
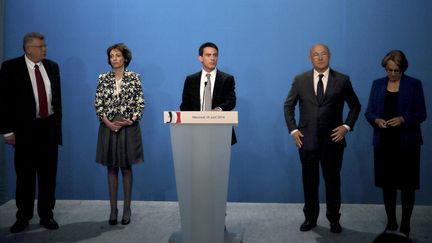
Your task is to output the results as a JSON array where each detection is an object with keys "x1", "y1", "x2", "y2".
[
  {"x1": 10, "y1": 220, "x2": 29, "y2": 233},
  {"x1": 330, "y1": 221, "x2": 342, "y2": 233},
  {"x1": 40, "y1": 218, "x2": 59, "y2": 230},
  {"x1": 385, "y1": 222, "x2": 398, "y2": 231},
  {"x1": 300, "y1": 219, "x2": 317, "y2": 231}
]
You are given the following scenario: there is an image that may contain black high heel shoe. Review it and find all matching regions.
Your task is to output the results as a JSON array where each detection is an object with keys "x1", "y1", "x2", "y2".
[
  {"x1": 399, "y1": 224, "x2": 410, "y2": 238},
  {"x1": 109, "y1": 209, "x2": 118, "y2": 225},
  {"x1": 385, "y1": 222, "x2": 398, "y2": 232},
  {"x1": 121, "y1": 208, "x2": 131, "y2": 225}
]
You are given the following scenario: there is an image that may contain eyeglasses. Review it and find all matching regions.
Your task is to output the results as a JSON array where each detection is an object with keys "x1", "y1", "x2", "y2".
[
  {"x1": 386, "y1": 69, "x2": 400, "y2": 74},
  {"x1": 28, "y1": 44, "x2": 47, "y2": 49},
  {"x1": 311, "y1": 52, "x2": 328, "y2": 59}
]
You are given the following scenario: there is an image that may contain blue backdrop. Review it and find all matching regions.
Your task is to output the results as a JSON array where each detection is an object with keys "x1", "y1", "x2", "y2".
[{"x1": 3, "y1": 0, "x2": 432, "y2": 204}]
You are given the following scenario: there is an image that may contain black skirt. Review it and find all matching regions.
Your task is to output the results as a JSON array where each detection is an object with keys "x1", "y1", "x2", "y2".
[
  {"x1": 374, "y1": 146, "x2": 420, "y2": 190},
  {"x1": 96, "y1": 116, "x2": 144, "y2": 167},
  {"x1": 374, "y1": 90, "x2": 421, "y2": 190}
]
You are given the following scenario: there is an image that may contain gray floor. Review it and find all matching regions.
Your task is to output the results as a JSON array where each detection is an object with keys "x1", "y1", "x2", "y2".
[{"x1": 0, "y1": 200, "x2": 431, "y2": 243}]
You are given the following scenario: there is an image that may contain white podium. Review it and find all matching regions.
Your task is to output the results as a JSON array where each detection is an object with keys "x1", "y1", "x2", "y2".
[{"x1": 164, "y1": 111, "x2": 243, "y2": 243}]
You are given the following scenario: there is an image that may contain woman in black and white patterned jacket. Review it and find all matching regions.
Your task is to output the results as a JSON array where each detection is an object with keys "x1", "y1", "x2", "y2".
[{"x1": 95, "y1": 43, "x2": 145, "y2": 226}]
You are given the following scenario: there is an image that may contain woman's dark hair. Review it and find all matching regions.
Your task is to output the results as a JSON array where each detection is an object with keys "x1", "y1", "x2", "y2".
[
  {"x1": 107, "y1": 43, "x2": 132, "y2": 68},
  {"x1": 381, "y1": 50, "x2": 408, "y2": 73}
]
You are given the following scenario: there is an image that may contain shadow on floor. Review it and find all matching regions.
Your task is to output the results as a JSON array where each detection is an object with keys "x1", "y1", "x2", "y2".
[{"x1": 1, "y1": 220, "x2": 125, "y2": 243}]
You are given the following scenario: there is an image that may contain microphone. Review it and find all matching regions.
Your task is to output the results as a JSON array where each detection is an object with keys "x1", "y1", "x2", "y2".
[{"x1": 201, "y1": 81, "x2": 208, "y2": 111}]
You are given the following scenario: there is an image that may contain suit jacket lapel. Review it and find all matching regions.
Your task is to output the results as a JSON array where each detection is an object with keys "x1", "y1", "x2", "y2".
[
  {"x1": 186, "y1": 71, "x2": 202, "y2": 110},
  {"x1": 323, "y1": 69, "x2": 338, "y2": 103},
  {"x1": 213, "y1": 70, "x2": 222, "y2": 102},
  {"x1": 20, "y1": 56, "x2": 36, "y2": 99},
  {"x1": 306, "y1": 71, "x2": 319, "y2": 105},
  {"x1": 197, "y1": 70, "x2": 202, "y2": 84},
  {"x1": 325, "y1": 70, "x2": 335, "y2": 98},
  {"x1": 397, "y1": 75, "x2": 408, "y2": 114},
  {"x1": 195, "y1": 71, "x2": 202, "y2": 103},
  {"x1": 19, "y1": 56, "x2": 32, "y2": 86},
  {"x1": 42, "y1": 60, "x2": 55, "y2": 90}
]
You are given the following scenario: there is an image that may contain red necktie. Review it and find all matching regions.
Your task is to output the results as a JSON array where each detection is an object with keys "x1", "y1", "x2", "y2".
[{"x1": 34, "y1": 64, "x2": 48, "y2": 118}]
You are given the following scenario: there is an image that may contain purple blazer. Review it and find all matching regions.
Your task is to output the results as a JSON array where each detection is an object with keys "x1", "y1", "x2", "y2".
[{"x1": 365, "y1": 74, "x2": 426, "y2": 148}]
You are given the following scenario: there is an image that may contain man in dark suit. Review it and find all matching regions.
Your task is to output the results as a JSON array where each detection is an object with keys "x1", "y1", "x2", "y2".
[
  {"x1": 0, "y1": 32, "x2": 62, "y2": 233},
  {"x1": 284, "y1": 44, "x2": 361, "y2": 233},
  {"x1": 180, "y1": 42, "x2": 237, "y2": 144}
]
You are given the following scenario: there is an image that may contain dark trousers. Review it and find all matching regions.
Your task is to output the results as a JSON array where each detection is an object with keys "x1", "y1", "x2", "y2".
[
  {"x1": 299, "y1": 145, "x2": 344, "y2": 222},
  {"x1": 14, "y1": 116, "x2": 58, "y2": 221}
]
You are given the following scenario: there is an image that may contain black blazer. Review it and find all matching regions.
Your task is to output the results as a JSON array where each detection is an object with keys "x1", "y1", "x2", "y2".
[
  {"x1": 180, "y1": 69, "x2": 237, "y2": 144},
  {"x1": 180, "y1": 70, "x2": 236, "y2": 111},
  {"x1": 0, "y1": 55, "x2": 62, "y2": 145},
  {"x1": 365, "y1": 74, "x2": 426, "y2": 148},
  {"x1": 284, "y1": 69, "x2": 361, "y2": 150}
]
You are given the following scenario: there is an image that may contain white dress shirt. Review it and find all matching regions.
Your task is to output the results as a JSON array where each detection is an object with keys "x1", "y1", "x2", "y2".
[
  {"x1": 25, "y1": 55, "x2": 53, "y2": 118},
  {"x1": 200, "y1": 68, "x2": 217, "y2": 111},
  {"x1": 313, "y1": 68, "x2": 329, "y2": 95}
]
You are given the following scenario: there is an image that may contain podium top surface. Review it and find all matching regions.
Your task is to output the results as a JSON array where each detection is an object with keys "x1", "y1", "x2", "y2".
[{"x1": 164, "y1": 111, "x2": 238, "y2": 124}]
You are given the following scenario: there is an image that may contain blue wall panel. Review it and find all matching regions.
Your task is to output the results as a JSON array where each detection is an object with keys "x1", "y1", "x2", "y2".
[{"x1": 3, "y1": 0, "x2": 432, "y2": 204}]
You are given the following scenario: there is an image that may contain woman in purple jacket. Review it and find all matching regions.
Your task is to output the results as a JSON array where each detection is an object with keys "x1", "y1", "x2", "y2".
[{"x1": 365, "y1": 50, "x2": 426, "y2": 239}]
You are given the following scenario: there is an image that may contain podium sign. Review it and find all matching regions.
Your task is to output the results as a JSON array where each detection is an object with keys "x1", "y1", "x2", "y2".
[
  {"x1": 165, "y1": 111, "x2": 242, "y2": 243},
  {"x1": 164, "y1": 111, "x2": 238, "y2": 124}
]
